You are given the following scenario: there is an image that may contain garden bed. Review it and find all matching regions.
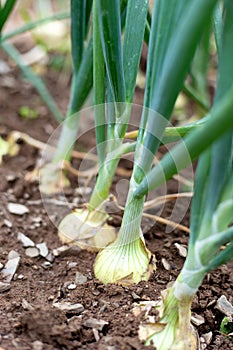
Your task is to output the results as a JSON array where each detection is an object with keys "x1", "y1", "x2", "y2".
[{"x1": 0, "y1": 52, "x2": 232, "y2": 350}]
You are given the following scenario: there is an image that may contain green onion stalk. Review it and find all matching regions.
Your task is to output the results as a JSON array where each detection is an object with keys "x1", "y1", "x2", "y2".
[
  {"x1": 39, "y1": 0, "x2": 93, "y2": 194},
  {"x1": 58, "y1": 0, "x2": 149, "y2": 251},
  {"x1": 141, "y1": 2, "x2": 233, "y2": 348},
  {"x1": 145, "y1": 142, "x2": 233, "y2": 350},
  {"x1": 94, "y1": 0, "x2": 218, "y2": 284}
]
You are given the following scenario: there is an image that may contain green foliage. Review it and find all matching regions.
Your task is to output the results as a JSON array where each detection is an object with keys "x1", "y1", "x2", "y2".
[{"x1": 19, "y1": 106, "x2": 38, "y2": 119}]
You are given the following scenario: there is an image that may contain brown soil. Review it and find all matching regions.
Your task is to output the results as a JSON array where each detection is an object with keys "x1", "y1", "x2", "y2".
[{"x1": 0, "y1": 49, "x2": 233, "y2": 350}]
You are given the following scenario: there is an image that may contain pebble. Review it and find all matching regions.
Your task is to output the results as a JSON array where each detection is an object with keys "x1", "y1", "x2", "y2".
[
  {"x1": 8, "y1": 250, "x2": 20, "y2": 260},
  {"x1": 68, "y1": 262, "x2": 78, "y2": 269},
  {"x1": 22, "y1": 299, "x2": 34, "y2": 311},
  {"x1": 7, "y1": 203, "x2": 29, "y2": 215},
  {"x1": 3, "y1": 219, "x2": 12, "y2": 228},
  {"x1": 75, "y1": 271, "x2": 87, "y2": 284},
  {"x1": 2, "y1": 255, "x2": 20, "y2": 282},
  {"x1": 45, "y1": 252, "x2": 54, "y2": 262},
  {"x1": 132, "y1": 292, "x2": 141, "y2": 301},
  {"x1": 32, "y1": 340, "x2": 44, "y2": 350},
  {"x1": 174, "y1": 242, "x2": 187, "y2": 257},
  {"x1": 41, "y1": 261, "x2": 52, "y2": 269},
  {"x1": 0, "y1": 263, "x2": 3, "y2": 270},
  {"x1": 67, "y1": 283, "x2": 77, "y2": 290},
  {"x1": 215, "y1": 295, "x2": 233, "y2": 316},
  {"x1": 83, "y1": 318, "x2": 109, "y2": 331},
  {"x1": 18, "y1": 232, "x2": 35, "y2": 247},
  {"x1": 53, "y1": 301, "x2": 84, "y2": 313},
  {"x1": 0, "y1": 282, "x2": 11, "y2": 293},
  {"x1": 6, "y1": 174, "x2": 17, "y2": 182},
  {"x1": 17, "y1": 274, "x2": 24, "y2": 280},
  {"x1": 191, "y1": 313, "x2": 205, "y2": 326},
  {"x1": 36, "y1": 243, "x2": 49, "y2": 258},
  {"x1": 25, "y1": 247, "x2": 40, "y2": 258},
  {"x1": 161, "y1": 258, "x2": 171, "y2": 270}
]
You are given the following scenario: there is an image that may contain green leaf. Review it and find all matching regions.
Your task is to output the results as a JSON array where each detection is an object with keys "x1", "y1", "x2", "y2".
[
  {"x1": 93, "y1": 0, "x2": 106, "y2": 165},
  {"x1": 53, "y1": 38, "x2": 93, "y2": 161},
  {"x1": 70, "y1": 0, "x2": 86, "y2": 74},
  {"x1": 123, "y1": 0, "x2": 148, "y2": 103},
  {"x1": 134, "y1": 85, "x2": 233, "y2": 198},
  {"x1": 0, "y1": 0, "x2": 17, "y2": 33},
  {"x1": 97, "y1": 0, "x2": 126, "y2": 105},
  {"x1": 213, "y1": 3, "x2": 223, "y2": 55},
  {"x1": 189, "y1": 150, "x2": 211, "y2": 244},
  {"x1": 205, "y1": 240, "x2": 233, "y2": 272}
]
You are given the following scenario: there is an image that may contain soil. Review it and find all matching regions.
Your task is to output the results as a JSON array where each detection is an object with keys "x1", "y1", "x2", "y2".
[{"x1": 0, "y1": 48, "x2": 233, "y2": 350}]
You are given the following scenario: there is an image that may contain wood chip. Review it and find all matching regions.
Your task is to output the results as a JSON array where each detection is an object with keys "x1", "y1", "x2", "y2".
[
  {"x1": 36, "y1": 242, "x2": 49, "y2": 258},
  {"x1": 0, "y1": 282, "x2": 11, "y2": 293},
  {"x1": 2, "y1": 256, "x2": 20, "y2": 282},
  {"x1": 83, "y1": 318, "x2": 109, "y2": 331},
  {"x1": 174, "y1": 242, "x2": 187, "y2": 257},
  {"x1": 18, "y1": 232, "x2": 35, "y2": 247},
  {"x1": 53, "y1": 301, "x2": 84, "y2": 313},
  {"x1": 215, "y1": 295, "x2": 233, "y2": 316},
  {"x1": 7, "y1": 203, "x2": 29, "y2": 215},
  {"x1": 25, "y1": 247, "x2": 40, "y2": 258}
]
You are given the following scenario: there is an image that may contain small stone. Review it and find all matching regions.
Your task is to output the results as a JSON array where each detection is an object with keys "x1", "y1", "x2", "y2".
[
  {"x1": 53, "y1": 245, "x2": 70, "y2": 256},
  {"x1": 32, "y1": 340, "x2": 44, "y2": 350},
  {"x1": 161, "y1": 258, "x2": 171, "y2": 270},
  {"x1": 191, "y1": 313, "x2": 205, "y2": 326},
  {"x1": 60, "y1": 245, "x2": 81, "y2": 257},
  {"x1": 75, "y1": 271, "x2": 87, "y2": 285},
  {"x1": 8, "y1": 250, "x2": 20, "y2": 260},
  {"x1": 174, "y1": 243, "x2": 187, "y2": 257},
  {"x1": 36, "y1": 243, "x2": 49, "y2": 258},
  {"x1": 67, "y1": 283, "x2": 77, "y2": 290},
  {"x1": 0, "y1": 282, "x2": 11, "y2": 292},
  {"x1": 132, "y1": 292, "x2": 141, "y2": 300},
  {"x1": 32, "y1": 217, "x2": 42, "y2": 223},
  {"x1": 3, "y1": 219, "x2": 12, "y2": 228},
  {"x1": 25, "y1": 247, "x2": 40, "y2": 258},
  {"x1": 0, "y1": 60, "x2": 11, "y2": 74},
  {"x1": 22, "y1": 299, "x2": 34, "y2": 311},
  {"x1": 202, "y1": 331, "x2": 213, "y2": 345},
  {"x1": 68, "y1": 262, "x2": 78, "y2": 269},
  {"x1": 83, "y1": 318, "x2": 109, "y2": 331},
  {"x1": 0, "y1": 263, "x2": 3, "y2": 270},
  {"x1": 6, "y1": 174, "x2": 17, "y2": 182},
  {"x1": 93, "y1": 328, "x2": 100, "y2": 342},
  {"x1": 53, "y1": 301, "x2": 84, "y2": 313},
  {"x1": 17, "y1": 274, "x2": 24, "y2": 280},
  {"x1": 216, "y1": 295, "x2": 233, "y2": 316},
  {"x1": 2, "y1": 256, "x2": 20, "y2": 282},
  {"x1": 18, "y1": 232, "x2": 35, "y2": 247},
  {"x1": 7, "y1": 203, "x2": 29, "y2": 215},
  {"x1": 45, "y1": 252, "x2": 54, "y2": 262},
  {"x1": 41, "y1": 261, "x2": 52, "y2": 269}
]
